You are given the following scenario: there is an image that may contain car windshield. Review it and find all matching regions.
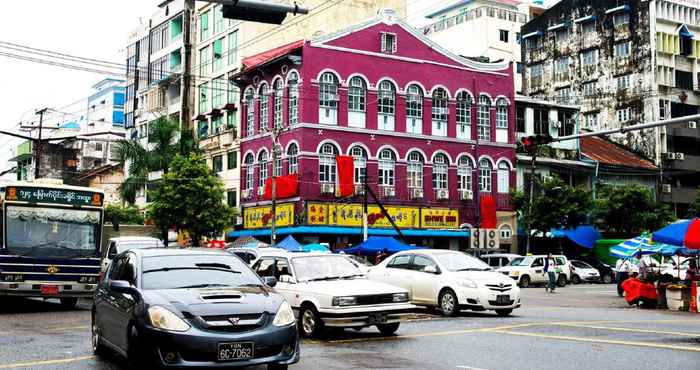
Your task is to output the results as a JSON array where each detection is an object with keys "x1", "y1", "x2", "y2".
[
  {"x1": 572, "y1": 261, "x2": 590, "y2": 269},
  {"x1": 141, "y1": 255, "x2": 261, "y2": 290},
  {"x1": 346, "y1": 255, "x2": 373, "y2": 267},
  {"x1": 509, "y1": 257, "x2": 533, "y2": 266},
  {"x1": 434, "y1": 252, "x2": 491, "y2": 272},
  {"x1": 292, "y1": 255, "x2": 363, "y2": 281}
]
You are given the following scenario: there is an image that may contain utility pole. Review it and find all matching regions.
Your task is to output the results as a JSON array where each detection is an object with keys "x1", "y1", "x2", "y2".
[
  {"x1": 33, "y1": 108, "x2": 48, "y2": 180},
  {"x1": 180, "y1": 0, "x2": 195, "y2": 132},
  {"x1": 472, "y1": 77, "x2": 481, "y2": 252},
  {"x1": 525, "y1": 151, "x2": 536, "y2": 255},
  {"x1": 270, "y1": 136, "x2": 280, "y2": 248},
  {"x1": 363, "y1": 173, "x2": 368, "y2": 242}
]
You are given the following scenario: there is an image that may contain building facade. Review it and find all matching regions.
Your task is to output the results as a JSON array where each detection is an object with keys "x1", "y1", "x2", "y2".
[
  {"x1": 232, "y1": 10, "x2": 517, "y2": 251},
  {"x1": 81, "y1": 78, "x2": 126, "y2": 171},
  {"x1": 520, "y1": 0, "x2": 700, "y2": 215}
]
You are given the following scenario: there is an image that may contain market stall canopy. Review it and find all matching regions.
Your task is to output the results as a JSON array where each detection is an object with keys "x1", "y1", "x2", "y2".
[
  {"x1": 653, "y1": 218, "x2": 700, "y2": 249},
  {"x1": 609, "y1": 236, "x2": 694, "y2": 258},
  {"x1": 550, "y1": 225, "x2": 601, "y2": 249},
  {"x1": 302, "y1": 243, "x2": 330, "y2": 253},
  {"x1": 342, "y1": 236, "x2": 425, "y2": 256},
  {"x1": 277, "y1": 235, "x2": 303, "y2": 252},
  {"x1": 228, "y1": 236, "x2": 268, "y2": 249}
]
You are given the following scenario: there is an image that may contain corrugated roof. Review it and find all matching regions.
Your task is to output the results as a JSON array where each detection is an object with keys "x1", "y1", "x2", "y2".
[
  {"x1": 241, "y1": 39, "x2": 304, "y2": 71},
  {"x1": 580, "y1": 136, "x2": 657, "y2": 170}
]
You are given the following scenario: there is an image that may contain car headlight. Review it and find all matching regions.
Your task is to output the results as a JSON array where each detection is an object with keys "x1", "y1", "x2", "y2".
[
  {"x1": 332, "y1": 296, "x2": 357, "y2": 306},
  {"x1": 510, "y1": 271, "x2": 520, "y2": 276},
  {"x1": 272, "y1": 301, "x2": 295, "y2": 327},
  {"x1": 148, "y1": 306, "x2": 190, "y2": 332},
  {"x1": 392, "y1": 292, "x2": 409, "y2": 303},
  {"x1": 457, "y1": 279, "x2": 477, "y2": 288}
]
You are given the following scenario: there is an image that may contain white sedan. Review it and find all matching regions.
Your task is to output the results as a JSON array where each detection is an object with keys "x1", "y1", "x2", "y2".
[
  {"x1": 367, "y1": 249, "x2": 521, "y2": 316},
  {"x1": 251, "y1": 251, "x2": 415, "y2": 338}
]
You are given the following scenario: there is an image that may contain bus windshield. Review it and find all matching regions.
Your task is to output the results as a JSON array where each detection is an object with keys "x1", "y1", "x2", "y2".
[{"x1": 5, "y1": 205, "x2": 100, "y2": 258}]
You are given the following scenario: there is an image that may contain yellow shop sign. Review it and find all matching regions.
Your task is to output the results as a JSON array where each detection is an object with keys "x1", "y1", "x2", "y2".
[{"x1": 243, "y1": 203, "x2": 295, "y2": 229}]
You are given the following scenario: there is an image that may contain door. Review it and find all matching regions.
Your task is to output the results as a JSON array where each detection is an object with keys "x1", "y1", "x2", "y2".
[
  {"x1": 555, "y1": 257, "x2": 569, "y2": 279},
  {"x1": 409, "y1": 255, "x2": 441, "y2": 304},
  {"x1": 113, "y1": 253, "x2": 138, "y2": 350},
  {"x1": 102, "y1": 242, "x2": 117, "y2": 272},
  {"x1": 99, "y1": 255, "x2": 125, "y2": 348},
  {"x1": 272, "y1": 257, "x2": 300, "y2": 307},
  {"x1": 530, "y1": 257, "x2": 545, "y2": 283},
  {"x1": 379, "y1": 254, "x2": 414, "y2": 291}
]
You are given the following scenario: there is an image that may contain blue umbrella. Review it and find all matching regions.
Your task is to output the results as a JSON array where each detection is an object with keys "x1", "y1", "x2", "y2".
[
  {"x1": 277, "y1": 235, "x2": 303, "y2": 252},
  {"x1": 302, "y1": 243, "x2": 330, "y2": 253},
  {"x1": 609, "y1": 236, "x2": 685, "y2": 258}
]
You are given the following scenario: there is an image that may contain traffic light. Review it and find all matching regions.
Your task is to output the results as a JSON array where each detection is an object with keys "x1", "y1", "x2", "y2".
[
  {"x1": 520, "y1": 134, "x2": 553, "y2": 153},
  {"x1": 221, "y1": 0, "x2": 308, "y2": 25}
]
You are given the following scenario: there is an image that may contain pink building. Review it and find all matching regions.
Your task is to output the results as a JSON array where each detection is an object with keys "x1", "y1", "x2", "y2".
[{"x1": 230, "y1": 10, "x2": 517, "y2": 251}]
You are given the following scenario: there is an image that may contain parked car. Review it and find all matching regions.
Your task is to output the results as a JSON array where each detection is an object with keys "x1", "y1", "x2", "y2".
[
  {"x1": 367, "y1": 250, "x2": 521, "y2": 317},
  {"x1": 343, "y1": 254, "x2": 374, "y2": 274},
  {"x1": 101, "y1": 237, "x2": 164, "y2": 273},
  {"x1": 480, "y1": 253, "x2": 522, "y2": 269},
  {"x1": 570, "y1": 260, "x2": 601, "y2": 284},
  {"x1": 578, "y1": 257, "x2": 614, "y2": 284},
  {"x1": 92, "y1": 248, "x2": 298, "y2": 369},
  {"x1": 497, "y1": 255, "x2": 572, "y2": 287},
  {"x1": 251, "y1": 250, "x2": 414, "y2": 338}
]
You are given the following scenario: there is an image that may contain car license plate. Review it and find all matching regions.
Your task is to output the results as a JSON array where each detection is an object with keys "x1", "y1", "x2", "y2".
[
  {"x1": 41, "y1": 285, "x2": 59, "y2": 295},
  {"x1": 217, "y1": 342, "x2": 254, "y2": 361},
  {"x1": 496, "y1": 294, "x2": 510, "y2": 304}
]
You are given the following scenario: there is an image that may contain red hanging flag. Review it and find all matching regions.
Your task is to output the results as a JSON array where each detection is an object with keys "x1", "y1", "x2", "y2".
[
  {"x1": 480, "y1": 195, "x2": 497, "y2": 229},
  {"x1": 336, "y1": 155, "x2": 354, "y2": 197},
  {"x1": 263, "y1": 174, "x2": 299, "y2": 200}
]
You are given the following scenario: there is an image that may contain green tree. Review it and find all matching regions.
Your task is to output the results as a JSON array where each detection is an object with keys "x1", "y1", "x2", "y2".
[
  {"x1": 512, "y1": 177, "x2": 593, "y2": 236},
  {"x1": 686, "y1": 188, "x2": 700, "y2": 218},
  {"x1": 104, "y1": 204, "x2": 145, "y2": 225},
  {"x1": 147, "y1": 153, "x2": 235, "y2": 245},
  {"x1": 115, "y1": 116, "x2": 199, "y2": 204},
  {"x1": 595, "y1": 184, "x2": 674, "y2": 235}
]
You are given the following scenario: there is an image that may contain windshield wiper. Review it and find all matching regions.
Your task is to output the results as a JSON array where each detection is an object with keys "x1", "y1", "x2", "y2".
[
  {"x1": 143, "y1": 267, "x2": 241, "y2": 274},
  {"x1": 176, "y1": 283, "x2": 233, "y2": 289},
  {"x1": 339, "y1": 274, "x2": 365, "y2": 279},
  {"x1": 305, "y1": 276, "x2": 341, "y2": 282},
  {"x1": 456, "y1": 268, "x2": 486, "y2": 271}
]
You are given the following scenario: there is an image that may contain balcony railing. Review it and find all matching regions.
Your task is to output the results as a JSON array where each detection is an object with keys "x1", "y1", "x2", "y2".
[{"x1": 496, "y1": 193, "x2": 513, "y2": 211}]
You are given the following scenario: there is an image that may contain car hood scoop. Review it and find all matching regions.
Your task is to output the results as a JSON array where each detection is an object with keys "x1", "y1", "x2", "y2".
[
  {"x1": 145, "y1": 287, "x2": 282, "y2": 317},
  {"x1": 199, "y1": 289, "x2": 243, "y2": 301}
]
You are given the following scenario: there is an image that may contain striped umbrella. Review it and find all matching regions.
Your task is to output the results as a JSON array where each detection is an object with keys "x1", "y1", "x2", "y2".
[{"x1": 609, "y1": 236, "x2": 685, "y2": 258}]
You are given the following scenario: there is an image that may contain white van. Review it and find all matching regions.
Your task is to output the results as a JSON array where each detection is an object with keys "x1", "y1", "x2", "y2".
[
  {"x1": 497, "y1": 255, "x2": 572, "y2": 287},
  {"x1": 480, "y1": 253, "x2": 522, "y2": 269},
  {"x1": 101, "y1": 237, "x2": 164, "y2": 272}
]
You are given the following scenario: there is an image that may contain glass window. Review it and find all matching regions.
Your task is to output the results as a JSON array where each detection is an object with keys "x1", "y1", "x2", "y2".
[
  {"x1": 213, "y1": 5, "x2": 225, "y2": 35},
  {"x1": 407, "y1": 151, "x2": 424, "y2": 190},
  {"x1": 291, "y1": 255, "x2": 362, "y2": 281},
  {"x1": 555, "y1": 57, "x2": 569, "y2": 82},
  {"x1": 456, "y1": 91, "x2": 471, "y2": 138},
  {"x1": 273, "y1": 79, "x2": 284, "y2": 130},
  {"x1": 377, "y1": 81, "x2": 396, "y2": 115},
  {"x1": 387, "y1": 254, "x2": 412, "y2": 269},
  {"x1": 287, "y1": 72, "x2": 299, "y2": 125},
  {"x1": 258, "y1": 83, "x2": 269, "y2": 132},
  {"x1": 199, "y1": 11, "x2": 210, "y2": 41},
  {"x1": 378, "y1": 149, "x2": 396, "y2": 187},
  {"x1": 350, "y1": 146, "x2": 367, "y2": 185},
  {"x1": 381, "y1": 32, "x2": 397, "y2": 53},
  {"x1": 613, "y1": 12, "x2": 629, "y2": 27},
  {"x1": 212, "y1": 76, "x2": 225, "y2": 108},
  {"x1": 406, "y1": 84, "x2": 423, "y2": 118},
  {"x1": 614, "y1": 41, "x2": 631, "y2": 59},
  {"x1": 319, "y1": 143, "x2": 338, "y2": 183},
  {"x1": 213, "y1": 155, "x2": 223, "y2": 173},
  {"x1": 581, "y1": 49, "x2": 597, "y2": 66},
  {"x1": 500, "y1": 225, "x2": 512, "y2": 239},
  {"x1": 274, "y1": 155, "x2": 282, "y2": 177},
  {"x1": 254, "y1": 258, "x2": 276, "y2": 277},
  {"x1": 199, "y1": 83, "x2": 209, "y2": 114},
  {"x1": 496, "y1": 99, "x2": 508, "y2": 129},
  {"x1": 228, "y1": 30, "x2": 238, "y2": 65},
  {"x1": 227, "y1": 190, "x2": 237, "y2": 207},
  {"x1": 199, "y1": 45, "x2": 210, "y2": 76},
  {"x1": 245, "y1": 88, "x2": 255, "y2": 136},
  {"x1": 287, "y1": 143, "x2": 298, "y2": 174},
  {"x1": 582, "y1": 21, "x2": 596, "y2": 34},
  {"x1": 243, "y1": 153, "x2": 253, "y2": 189},
  {"x1": 478, "y1": 95, "x2": 491, "y2": 141},
  {"x1": 616, "y1": 74, "x2": 631, "y2": 90},
  {"x1": 213, "y1": 38, "x2": 224, "y2": 71},
  {"x1": 497, "y1": 161, "x2": 510, "y2": 193},
  {"x1": 348, "y1": 77, "x2": 366, "y2": 112},
  {"x1": 227, "y1": 151, "x2": 237, "y2": 170},
  {"x1": 432, "y1": 88, "x2": 448, "y2": 136},
  {"x1": 583, "y1": 81, "x2": 596, "y2": 98},
  {"x1": 319, "y1": 72, "x2": 338, "y2": 110},
  {"x1": 412, "y1": 256, "x2": 438, "y2": 273},
  {"x1": 258, "y1": 150, "x2": 268, "y2": 188},
  {"x1": 457, "y1": 156, "x2": 473, "y2": 191},
  {"x1": 479, "y1": 159, "x2": 492, "y2": 192},
  {"x1": 432, "y1": 153, "x2": 448, "y2": 190}
]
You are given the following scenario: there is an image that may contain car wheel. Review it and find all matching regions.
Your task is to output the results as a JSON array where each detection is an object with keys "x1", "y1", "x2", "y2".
[
  {"x1": 267, "y1": 364, "x2": 288, "y2": 370},
  {"x1": 557, "y1": 274, "x2": 567, "y2": 287},
  {"x1": 91, "y1": 313, "x2": 107, "y2": 357},
  {"x1": 571, "y1": 274, "x2": 581, "y2": 285},
  {"x1": 602, "y1": 274, "x2": 613, "y2": 284},
  {"x1": 299, "y1": 305, "x2": 324, "y2": 338},
  {"x1": 438, "y1": 289, "x2": 458, "y2": 316},
  {"x1": 495, "y1": 309, "x2": 513, "y2": 317},
  {"x1": 60, "y1": 297, "x2": 78, "y2": 309},
  {"x1": 377, "y1": 323, "x2": 400, "y2": 335},
  {"x1": 519, "y1": 275, "x2": 530, "y2": 288}
]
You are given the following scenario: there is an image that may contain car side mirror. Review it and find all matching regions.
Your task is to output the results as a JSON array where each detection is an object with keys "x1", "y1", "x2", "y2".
[
  {"x1": 278, "y1": 275, "x2": 297, "y2": 284},
  {"x1": 109, "y1": 280, "x2": 140, "y2": 300},
  {"x1": 424, "y1": 265, "x2": 438, "y2": 274},
  {"x1": 261, "y1": 276, "x2": 278, "y2": 287}
]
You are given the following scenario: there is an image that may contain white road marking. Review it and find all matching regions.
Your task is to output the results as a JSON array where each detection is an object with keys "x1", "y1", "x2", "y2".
[{"x1": 456, "y1": 366, "x2": 489, "y2": 370}]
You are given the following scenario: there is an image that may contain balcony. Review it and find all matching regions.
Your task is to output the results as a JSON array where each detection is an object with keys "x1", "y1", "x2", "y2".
[
  {"x1": 664, "y1": 154, "x2": 700, "y2": 172},
  {"x1": 660, "y1": 186, "x2": 699, "y2": 204},
  {"x1": 670, "y1": 127, "x2": 700, "y2": 140},
  {"x1": 199, "y1": 127, "x2": 237, "y2": 150},
  {"x1": 496, "y1": 193, "x2": 513, "y2": 211}
]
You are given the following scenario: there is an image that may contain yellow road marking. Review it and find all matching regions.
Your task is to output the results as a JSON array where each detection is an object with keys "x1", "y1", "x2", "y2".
[
  {"x1": 491, "y1": 330, "x2": 700, "y2": 353},
  {"x1": 553, "y1": 323, "x2": 700, "y2": 337},
  {"x1": 45, "y1": 325, "x2": 89, "y2": 332},
  {"x1": 327, "y1": 323, "x2": 542, "y2": 344},
  {"x1": 0, "y1": 355, "x2": 95, "y2": 369}
]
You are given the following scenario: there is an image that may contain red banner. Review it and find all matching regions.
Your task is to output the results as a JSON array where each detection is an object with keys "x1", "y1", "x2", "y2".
[
  {"x1": 336, "y1": 155, "x2": 354, "y2": 197},
  {"x1": 480, "y1": 195, "x2": 497, "y2": 229},
  {"x1": 263, "y1": 174, "x2": 299, "y2": 200}
]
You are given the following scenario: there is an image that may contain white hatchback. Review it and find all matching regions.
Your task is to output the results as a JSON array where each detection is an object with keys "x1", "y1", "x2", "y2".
[{"x1": 367, "y1": 249, "x2": 521, "y2": 316}]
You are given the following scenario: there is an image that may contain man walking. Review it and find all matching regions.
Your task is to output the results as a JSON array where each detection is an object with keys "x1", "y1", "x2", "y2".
[{"x1": 544, "y1": 253, "x2": 557, "y2": 293}]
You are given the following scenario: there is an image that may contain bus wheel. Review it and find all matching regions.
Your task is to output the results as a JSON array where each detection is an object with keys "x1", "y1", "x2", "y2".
[{"x1": 60, "y1": 298, "x2": 78, "y2": 309}]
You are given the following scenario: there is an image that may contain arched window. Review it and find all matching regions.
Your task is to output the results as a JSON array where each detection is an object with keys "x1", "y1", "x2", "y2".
[
  {"x1": 245, "y1": 88, "x2": 255, "y2": 137},
  {"x1": 499, "y1": 224, "x2": 513, "y2": 239},
  {"x1": 318, "y1": 143, "x2": 339, "y2": 183},
  {"x1": 287, "y1": 71, "x2": 299, "y2": 125},
  {"x1": 406, "y1": 84, "x2": 423, "y2": 134},
  {"x1": 407, "y1": 151, "x2": 424, "y2": 191},
  {"x1": 244, "y1": 153, "x2": 255, "y2": 190},
  {"x1": 348, "y1": 77, "x2": 366, "y2": 128},
  {"x1": 478, "y1": 95, "x2": 491, "y2": 141},
  {"x1": 479, "y1": 158, "x2": 492, "y2": 193},
  {"x1": 287, "y1": 143, "x2": 298, "y2": 174},
  {"x1": 258, "y1": 83, "x2": 269, "y2": 132},
  {"x1": 258, "y1": 150, "x2": 269, "y2": 188},
  {"x1": 431, "y1": 88, "x2": 448, "y2": 137},
  {"x1": 456, "y1": 91, "x2": 472, "y2": 139},
  {"x1": 497, "y1": 161, "x2": 510, "y2": 193},
  {"x1": 273, "y1": 78, "x2": 284, "y2": 130},
  {"x1": 377, "y1": 80, "x2": 396, "y2": 131},
  {"x1": 378, "y1": 149, "x2": 396, "y2": 187},
  {"x1": 350, "y1": 145, "x2": 367, "y2": 185},
  {"x1": 496, "y1": 98, "x2": 508, "y2": 129},
  {"x1": 457, "y1": 156, "x2": 473, "y2": 194},
  {"x1": 273, "y1": 148, "x2": 282, "y2": 177},
  {"x1": 432, "y1": 153, "x2": 449, "y2": 190},
  {"x1": 319, "y1": 72, "x2": 338, "y2": 125}
]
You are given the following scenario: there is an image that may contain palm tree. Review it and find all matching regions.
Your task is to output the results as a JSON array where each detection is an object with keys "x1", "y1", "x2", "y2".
[{"x1": 116, "y1": 116, "x2": 198, "y2": 204}]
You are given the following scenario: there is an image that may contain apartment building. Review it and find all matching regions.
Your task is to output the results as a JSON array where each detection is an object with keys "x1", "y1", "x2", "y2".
[{"x1": 81, "y1": 78, "x2": 126, "y2": 171}]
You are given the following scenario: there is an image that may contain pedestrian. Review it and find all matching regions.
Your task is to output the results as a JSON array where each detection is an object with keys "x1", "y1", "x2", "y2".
[
  {"x1": 376, "y1": 248, "x2": 389, "y2": 264},
  {"x1": 686, "y1": 259, "x2": 699, "y2": 282},
  {"x1": 638, "y1": 254, "x2": 649, "y2": 281},
  {"x1": 544, "y1": 253, "x2": 557, "y2": 293},
  {"x1": 616, "y1": 258, "x2": 631, "y2": 297}
]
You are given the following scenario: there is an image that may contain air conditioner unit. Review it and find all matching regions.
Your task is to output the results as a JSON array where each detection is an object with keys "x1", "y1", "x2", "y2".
[
  {"x1": 383, "y1": 186, "x2": 395, "y2": 197},
  {"x1": 241, "y1": 189, "x2": 252, "y2": 199},
  {"x1": 354, "y1": 184, "x2": 365, "y2": 195},
  {"x1": 662, "y1": 184, "x2": 672, "y2": 193},
  {"x1": 460, "y1": 189, "x2": 474, "y2": 200},
  {"x1": 471, "y1": 228, "x2": 500, "y2": 249},
  {"x1": 321, "y1": 183, "x2": 335, "y2": 194},
  {"x1": 688, "y1": 121, "x2": 697, "y2": 129},
  {"x1": 410, "y1": 188, "x2": 423, "y2": 199},
  {"x1": 435, "y1": 189, "x2": 449, "y2": 200},
  {"x1": 675, "y1": 152, "x2": 685, "y2": 160},
  {"x1": 257, "y1": 186, "x2": 265, "y2": 196}
]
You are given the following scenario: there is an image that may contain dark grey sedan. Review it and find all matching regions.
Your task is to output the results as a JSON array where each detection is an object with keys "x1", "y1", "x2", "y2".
[{"x1": 92, "y1": 248, "x2": 298, "y2": 369}]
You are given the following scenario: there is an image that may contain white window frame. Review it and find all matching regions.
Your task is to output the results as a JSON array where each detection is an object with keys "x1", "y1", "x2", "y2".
[
  {"x1": 288, "y1": 72, "x2": 299, "y2": 125},
  {"x1": 456, "y1": 92, "x2": 471, "y2": 139},
  {"x1": 287, "y1": 143, "x2": 298, "y2": 174},
  {"x1": 431, "y1": 88, "x2": 449, "y2": 137},
  {"x1": 273, "y1": 79, "x2": 283, "y2": 130},
  {"x1": 348, "y1": 77, "x2": 366, "y2": 112},
  {"x1": 244, "y1": 154, "x2": 255, "y2": 190},
  {"x1": 617, "y1": 108, "x2": 631, "y2": 123},
  {"x1": 258, "y1": 83, "x2": 269, "y2": 132},
  {"x1": 581, "y1": 49, "x2": 598, "y2": 66},
  {"x1": 350, "y1": 146, "x2": 367, "y2": 185},
  {"x1": 377, "y1": 81, "x2": 396, "y2": 131},
  {"x1": 245, "y1": 88, "x2": 255, "y2": 136},
  {"x1": 406, "y1": 84, "x2": 423, "y2": 134},
  {"x1": 616, "y1": 74, "x2": 631, "y2": 90},
  {"x1": 457, "y1": 156, "x2": 473, "y2": 191},
  {"x1": 614, "y1": 41, "x2": 631, "y2": 59},
  {"x1": 318, "y1": 143, "x2": 338, "y2": 184},
  {"x1": 582, "y1": 82, "x2": 596, "y2": 98},
  {"x1": 497, "y1": 161, "x2": 510, "y2": 193},
  {"x1": 378, "y1": 149, "x2": 395, "y2": 187},
  {"x1": 479, "y1": 159, "x2": 492, "y2": 193},
  {"x1": 319, "y1": 72, "x2": 338, "y2": 125},
  {"x1": 432, "y1": 154, "x2": 448, "y2": 190},
  {"x1": 496, "y1": 99, "x2": 508, "y2": 129},
  {"x1": 258, "y1": 151, "x2": 269, "y2": 188},
  {"x1": 500, "y1": 225, "x2": 512, "y2": 239},
  {"x1": 477, "y1": 95, "x2": 491, "y2": 141},
  {"x1": 407, "y1": 151, "x2": 424, "y2": 190},
  {"x1": 381, "y1": 32, "x2": 397, "y2": 54}
]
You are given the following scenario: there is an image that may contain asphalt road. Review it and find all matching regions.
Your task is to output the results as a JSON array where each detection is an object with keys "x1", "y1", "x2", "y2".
[{"x1": 1, "y1": 284, "x2": 698, "y2": 370}]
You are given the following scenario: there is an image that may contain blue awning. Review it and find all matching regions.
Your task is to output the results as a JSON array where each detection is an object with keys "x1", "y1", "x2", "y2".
[
  {"x1": 227, "y1": 226, "x2": 470, "y2": 239},
  {"x1": 343, "y1": 236, "x2": 425, "y2": 256},
  {"x1": 547, "y1": 23, "x2": 568, "y2": 31},
  {"x1": 605, "y1": 5, "x2": 630, "y2": 14},
  {"x1": 678, "y1": 24, "x2": 694, "y2": 38},
  {"x1": 521, "y1": 31, "x2": 542, "y2": 40},
  {"x1": 550, "y1": 225, "x2": 601, "y2": 249},
  {"x1": 574, "y1": 15, "x2": 597, "y2": 23}
]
